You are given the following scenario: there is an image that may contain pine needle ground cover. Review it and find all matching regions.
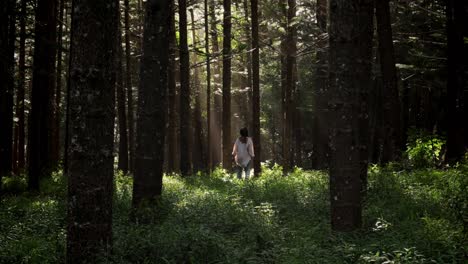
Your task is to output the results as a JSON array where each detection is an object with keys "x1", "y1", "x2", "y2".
[{"x1": 0, "y1": 165, "x2": 466, "y2": 263}]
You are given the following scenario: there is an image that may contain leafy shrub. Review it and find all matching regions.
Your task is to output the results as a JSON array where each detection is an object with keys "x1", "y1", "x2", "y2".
[{"x1": 405, "y1": 128, "x2": 445, "y2": 168}]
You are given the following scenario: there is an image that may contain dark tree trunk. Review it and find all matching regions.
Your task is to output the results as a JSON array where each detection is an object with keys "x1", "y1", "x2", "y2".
[
  {"x1": 205, "y1": 0, "x2": 212, "y2": 171},
  {"x1": 190, "y1": 9, "x2": 205, "y2": 173},
  {"x1": 210, "y1": 0, "x2": 222, "y2": 169},
  {"x1": 124, "y1": 0, "x2": 135, "y2": 174},
  {"x1": 132, "y1": 0, "x2": 171, "y2": 208},
  {"x1": 312, "y1": 0, "x2": 328, "y2": 170},
  {"x1": 281, "y1": 0, "x2": 296, "y2": 174},
  {"x1": 28, "y1": 0, "x2": 57, "y2": 190},
  {"x1": 0, "y1": 0, "x2": 15, "y2": 180},
  {"x1": 66, "y1": 0, "x2": 118, "y2": 262},
  {"x1": 167, "y1": 0, "x2": 178, "y2": 173},
  {"x1": 179, "y1": 0, "x2": 192, "y2": 176},
  {"x1": 328, "y1": 0, "x2": 374, "y2": 232},
  {"x1": 251, "y1": 0, "x2": 261, "y2": 176},
  {"x1": 375, "y1": 0, "x2": 401, "y2": 163},
  {"x1": 446, "y1": 0, "x2": 467, "y2": 161},
  {"x1": 242, "y1": 0, "x2": 253, "y2": 128},
  {"x1": 51, "y1": 0, "x2": 66, "y2": 169},
  {"x1": 14, "y1": 0, "x2": 28, "y2": 174},
  {"x1": 222, "y1": 0, "x2": 232, "y2": 170},
  {"x1": 116, "y1": 20, "x2": 129, "y2": 174}
]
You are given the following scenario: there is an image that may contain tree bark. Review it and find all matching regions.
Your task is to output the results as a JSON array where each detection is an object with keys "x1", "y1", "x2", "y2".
[
  {"x1": 28, "y1": 0, "x2": 57, "y2": 190},
  {"x1": 210, "y1": 0, "x2": 222, "y2": 169},
  {"x1": 132, "y1": 0, "x2": 171, "y2": 209},
  {"x1": 124, "y1": 0, "x2": 135, "y2": 174},
  {"x1": 0, "y1": 0, "x2": 15, "y2": 180},
  {"x1": 190, "y1": 9, "x2": 206, "y2": 173},
  {"x1": 328, "y1": 0, "x2": 374, "y2": 232},
  {"x1": 222, "y1": 0, "x2": 232, "y2": 170},
  {"x1": 205, "y1": 0, "x2": 212, "y2": 171},
  {"x1": 179, "y1": 0, "x2": 192, "y2": 176},
  {"x1": 375, "y1": 0, "x2": 401, "y2": 163},
  {"x1": 66, "y1": 0, "x2": 118, "y2": 262},
  {"x1": 446, "y1": 0, "x2": 467, "y2": 161},
  {"x1": 14, "y1": 0, "x2": 28, "y2": 174},
  {"x1": 312, "y1": 0, "x2": 329, "y2": 170},
  {"x1": 251, "y1": 0, "x2": 261, "y2": 176},
  {"x1": 167, "y1": 0, "x2": 178, "y2": 173},
  {"x1": 116, "y1": 18, "x2": 129, "y2": 174}
]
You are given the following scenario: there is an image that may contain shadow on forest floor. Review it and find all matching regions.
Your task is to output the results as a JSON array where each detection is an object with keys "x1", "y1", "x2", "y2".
[{"x1": 0, "y1": 165, "x2": 466, "y2": 263}]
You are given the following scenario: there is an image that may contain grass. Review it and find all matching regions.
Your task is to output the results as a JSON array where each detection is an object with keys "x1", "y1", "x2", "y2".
[{"x1": 0, "y1": 164, "x2": 466, "y2": 263}]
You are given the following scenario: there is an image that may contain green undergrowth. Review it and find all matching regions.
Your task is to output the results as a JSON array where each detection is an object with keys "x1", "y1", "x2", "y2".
[{"x1": 1, "y1": 165, "x2": 466, "y2": 263}]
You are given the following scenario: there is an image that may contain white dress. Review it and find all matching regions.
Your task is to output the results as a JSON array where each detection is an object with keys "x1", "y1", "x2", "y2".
[{"x1": 232, "y1": 137, "x2": 255, "y2": 168}]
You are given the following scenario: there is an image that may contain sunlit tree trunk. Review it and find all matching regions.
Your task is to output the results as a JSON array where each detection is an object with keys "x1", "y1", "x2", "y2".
[
  {"x1": 210, "y1": 0, "x2": 222, "y2": 169},
  {"x1": 222, "y1": 0, "x2": 232, "y2": 170},
  {"x1": 28, "y1": 0, "x2": 57, "y2": 190},
  {"x1": 251, "y1": 0, "x2": 261, "y2": 176},
  {"x1": 328, "y1": 0, "x2": 374, "y2": 231},
  {"x1": 179, "y1": 0, "x2": 192, "y2": 176},
  {"x1": 66, "y1": 0, "x2": 118, "y2": 261},
  {"x1": 204, "y1": 0, "x2": 212, "y2": 171}
]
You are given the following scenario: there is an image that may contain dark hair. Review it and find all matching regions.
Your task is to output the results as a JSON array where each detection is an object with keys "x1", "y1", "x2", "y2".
[{"x1": 240, "y1": 127, "x2": 249, "y2": 137}]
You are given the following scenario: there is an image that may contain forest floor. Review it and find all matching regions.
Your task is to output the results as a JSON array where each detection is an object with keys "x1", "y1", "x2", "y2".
[{"x1": 0, "y1": 164, "x2": 466, "y2": 263}]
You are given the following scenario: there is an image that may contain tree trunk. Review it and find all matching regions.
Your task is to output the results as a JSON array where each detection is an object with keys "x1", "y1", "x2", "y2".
[
  {"x1": 210, "y1": 0, "x2": 222, "y2": 169},
  {"x1": 14, "y1": 0, "x2": 28, "y2": 174},
  {"x1": 28, "y1": 0, "x2": 57, "y2": 190},
  {"x1": 205, "y1": 0, "x2": 212, "y2": 171},
  {"x1": 312, "y1": 0, "x2": 328, "y2": 170},
  {"x1": 66, "y1": 0, "x2": 118, "y2": 262},
  {"x1": 132, "y1": 0, "x2": 171, "y2": 209},
  {"x1": 375, "y1": 0, "x2": 401, "y2": 163},
  {"x1": 0, "y1": 0, "x2": 15, "y2": 180},
  {"x1": 222, "y1": 0, "x2": 232, "y2": 170},
  {"x1": 251, "y1": 0, "x2": 261, "y2": 176},
  {"x1": 179, "y1": 0, "x2": 192, "y2": 176},
  {"x1": 190, "y1": 9, "x2": 205, "y2": 173},
  {"x1": 446, "y1": 0, "x2": 467, "y2": 162},
  {"x1": 328, "y1": 0, "x2": 374, "y2": 232},
  {"x1": 167, "y1": 0, "x2": 178, "y2": 173},
  {"x1": 116, "y1": 19, "x2": 129, "y2": 174},
  {"x1": 124, "y1": 0, "x2": 135, "y2": 174}
]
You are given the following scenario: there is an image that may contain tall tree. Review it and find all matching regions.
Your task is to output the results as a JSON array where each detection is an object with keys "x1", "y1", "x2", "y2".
[
  {"x1": 190, "y1": 8, "x2": 206, "y2": 172},
  {"x1": 116, "y1": 16, "x2": 129, "y2": 173},
  {"x1": 14, "y1": 0, "x2": 28, "y2": 174},
  {"x1": 124, "y1": 0, "x2": 135, "y2": 173},
  {"x1": 28, "y1": 0, "x2": 57, "y2": 190},
  {"x1": 281, "y1": 0, "x2": 297, "y2": 173},
  {"x1": 167, "y1": 0, "x2": 178, "y2": 173},
  {"x1": 204, "y1": 0, "x2": 212, "y2": 171},
  {"x1": 132, "y1": 0, "x2": 172, "y2": 208},
  {"x1": 446, "y1": 0, "x2": 467, "y2": 161},
  {"x1": 0, "y1": 0, "x2": 15, "y2": 180},
  {"x1": 222, "y1": 0, "x2": 232, "y2": 170},
  {"x1": 312, "y1": 0, "x2": 328, "y2": 170},
  {"x1": 210, "y1": 0, "x2": 222, "y2": 169},
  {"x1": 251, "y1": 0, "x2": 261, "y2": 176},
  {"x1": 179, "y1": 0, "x2": 192, "y2": 176},
  {"x1": 66, "y1": 0, "x2": 118, "y2": 262},
  {"x1": 328, "y1": 0, "x2": 374, "y2": 231},
  {"x1": 375, "y1": 0, "x2": 401, "y2": 163}
]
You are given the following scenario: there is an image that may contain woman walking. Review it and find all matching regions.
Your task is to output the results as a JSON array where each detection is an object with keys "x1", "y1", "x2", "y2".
[{"x1": 232, "y1": 127, "x2": 255, "y2": 179}]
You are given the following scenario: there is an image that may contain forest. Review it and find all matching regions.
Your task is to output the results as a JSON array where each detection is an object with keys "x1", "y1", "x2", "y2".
[{"x1": 0, "y1": 0, "x2": 467, "y2": 263}]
